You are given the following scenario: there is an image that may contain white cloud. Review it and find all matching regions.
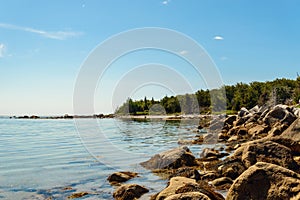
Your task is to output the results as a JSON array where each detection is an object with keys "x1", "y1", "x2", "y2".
[
  {"x1": 0, "y1": 23, "x2": 83, "y2": 40},
  {"x1": 220, "y1": 56, "x2": 228, "y2": 61},
  {"x1": 179, "y1": 50, "x2": 188, "y2": 55},
  {"x1": 213, "y1": 36, "x2": 224, "y2": 40},
  {"x1": 162, "y1": 0, "x2": 171, "y2": 5},
  {"x1": 0, "y1": 43, "x2": 5, "y2": 58}
]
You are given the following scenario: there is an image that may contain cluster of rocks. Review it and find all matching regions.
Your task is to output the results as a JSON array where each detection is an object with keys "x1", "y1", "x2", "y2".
[{"x1": 108, "y1": 104, "x2": 300, "y2": 199}]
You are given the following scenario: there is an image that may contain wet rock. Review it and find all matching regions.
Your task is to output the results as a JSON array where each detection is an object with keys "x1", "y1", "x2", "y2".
[
  {"x1": 241, "y1": 140, "x2": 298, "y2": 170},
  {"x1": 67, "y1": 192, "x2": 89, "y2": 199},
  {"x1": 107, "y1": 171, "x2": 138, "y2": 184},
  {"x1": 226, "y1": 162, "x2": 300, "y2": 200},
  {"x1": 113, "y1": 184, "x2": 149, "y2": 200},
  {"x1": 140, "y1": 146, "x2": 197, "y2": 170}
]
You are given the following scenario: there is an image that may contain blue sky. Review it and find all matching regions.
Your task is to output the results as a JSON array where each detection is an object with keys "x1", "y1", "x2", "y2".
[{"x1": 0, "y1": 0, "x2": 300, "y2": 115}]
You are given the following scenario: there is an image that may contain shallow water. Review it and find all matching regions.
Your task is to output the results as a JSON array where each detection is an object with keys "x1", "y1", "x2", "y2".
[{"x1": 0, "y1": 117, "x2": 215, "y2": 199}]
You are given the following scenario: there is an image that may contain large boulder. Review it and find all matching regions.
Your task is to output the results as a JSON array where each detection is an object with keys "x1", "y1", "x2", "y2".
[
  {"x1": 263, "y1": 104, "x2": 297, "y2": 126},
  {"x1": 226, "y1": 162, "x2": 300, "y2": 200},
  {"x1": 280, "y1": 118, "x2": 300, "y2": 142},
  {"x1": 140, "y1": 146, "x2": 197, "y2": 170},
  {"x1": 153, "y1": 177, "x2": 224, "y2": 200},
  {"x1": 113, "y1": 184, "x2": 149, "y2": 200},
  {"x1": 233, "y1": 140, "x2": 298, "y2": 170},
  {"x1": 242, "y1": 140, "x2": 298, "y2": 170}
]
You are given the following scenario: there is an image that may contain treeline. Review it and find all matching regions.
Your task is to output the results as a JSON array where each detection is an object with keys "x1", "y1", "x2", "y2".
[{"x1": 115, "y1": 77, "x2": 300, "y2": 115}]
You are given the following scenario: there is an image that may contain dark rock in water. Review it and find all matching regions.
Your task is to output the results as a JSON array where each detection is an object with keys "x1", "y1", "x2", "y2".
[
  {"x1": 67, "y1": 192, "x2": 89, "y2": 199},
  {"x1": 226, "y1": 162, "x2": 300, "y2": 200},
  {"x1": 113, "y1": 184, "x2": 149, "y2": 200},
  {"x1": 140, "y1": 146, "x2": 197, "y2": 170},
  {"x1": 107, "y1": 171, "x2": 138, "y2": 184},
  {"x1": 152, "y1": 177, "x2": 224, "y2": 200},
  {"x1": 240, "y1": 140, "x2": 298, "y2": 170}
]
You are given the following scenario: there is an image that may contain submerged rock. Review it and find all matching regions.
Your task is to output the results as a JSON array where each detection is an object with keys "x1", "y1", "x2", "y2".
[
  {"x1": 67, "y1": 192, "x2": 89, "y2": 199},
  {"x1": 226, "y1": 162, "x2": 300, "y2": 200},
  {"x1": 140, "y1": 146, "x2": 197, "y2": 170}
]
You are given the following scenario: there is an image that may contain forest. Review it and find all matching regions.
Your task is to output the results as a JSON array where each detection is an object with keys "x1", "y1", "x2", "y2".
[{"x1": 115, "y1": 77, "x2": 300, "y2": 115}]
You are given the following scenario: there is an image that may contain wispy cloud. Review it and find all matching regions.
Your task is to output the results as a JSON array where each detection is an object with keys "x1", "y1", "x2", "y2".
[
  {"x1": 162, "y1": 0, "x2": 171, "y2": 5},
  {"x1": 0, "y1": 23, "x2": 83, "y2": 40},
  {"x1": 220, "y1": 56, "x2": 228, "y2": 61},
  {"x1": 179, "y1": 50, "x2": 188, "y2": 55},
  {"x1": 0, "y1": 43, "x2": 5, "y2": 58},
  {"x1": 213, "y1": 35, "x2": 224, "y2": 40}
]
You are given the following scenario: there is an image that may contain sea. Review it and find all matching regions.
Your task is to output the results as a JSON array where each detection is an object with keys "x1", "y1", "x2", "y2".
[{"x1": 0, "y1": 117, "x2": 217, "y2": 199}]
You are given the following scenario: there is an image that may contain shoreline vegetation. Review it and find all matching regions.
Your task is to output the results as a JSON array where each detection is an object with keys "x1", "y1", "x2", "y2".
[{"x1": 12, "y1": 77, "x2": 300, "y2": 121}]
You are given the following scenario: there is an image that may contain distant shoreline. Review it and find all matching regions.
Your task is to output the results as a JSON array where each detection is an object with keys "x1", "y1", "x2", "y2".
[{"x1": 8, "y1": 114, "x2": 215, "y2": 120}]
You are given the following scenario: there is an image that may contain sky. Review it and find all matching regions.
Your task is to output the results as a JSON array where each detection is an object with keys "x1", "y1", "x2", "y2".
[{"x1": 0, "y1": 0, "x2": 300, "y2": 115}]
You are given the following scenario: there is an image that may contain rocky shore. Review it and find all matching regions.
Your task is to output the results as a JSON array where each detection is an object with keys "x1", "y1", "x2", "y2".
[{"x1": 108, "y1": 104, "x2": 300, "y2": 200}]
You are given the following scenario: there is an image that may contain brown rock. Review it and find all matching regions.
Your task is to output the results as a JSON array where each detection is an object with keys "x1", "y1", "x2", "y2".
[
  {"x1": 169, "y1": 167, "x2": 200, "y2": 181},
  {"x1": 280, "y1": 118, "x2": 300, "y2": 142},
  {"x1": 210, "y1": 177, "x2": 233, "y2": 187},
  {"x1": 107, "y1": 171, "x2": 138, "y2": 184},
  {"x1": 140, "y1": 146, "x2": 197, "y2": 170},
  {"x1": 226, "y1": 162, "x2": 300, "y2": 200},
  {"x1": 164, "y1": 192, "x2": 210, "y2": 200},
  {"x1": 218, "y1": 159, "x2": 246, "y2": 180},
  {"x1": 241, "y1": 140, "x2": 298, "y2": 170},
  {"x1": 247, "y1": 124, "x2": 268, "y2": 135},
  {"x1": 154, "y1": 177, "x2": 224, "y2": 200},
  {"x1": 263, "y1": 104, "x2": 297, "y2": 126},
  {"x1": 113, "y1": 184, "x2": 149, "y2": 200},
  {"x1": 67, "y1": 192, "x2": 89, "y2": 199}
]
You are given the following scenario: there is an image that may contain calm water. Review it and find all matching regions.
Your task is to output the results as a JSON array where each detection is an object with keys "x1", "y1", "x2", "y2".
[{"x1": 0, "y1": 117, "x2": 213, "y2": 200}]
